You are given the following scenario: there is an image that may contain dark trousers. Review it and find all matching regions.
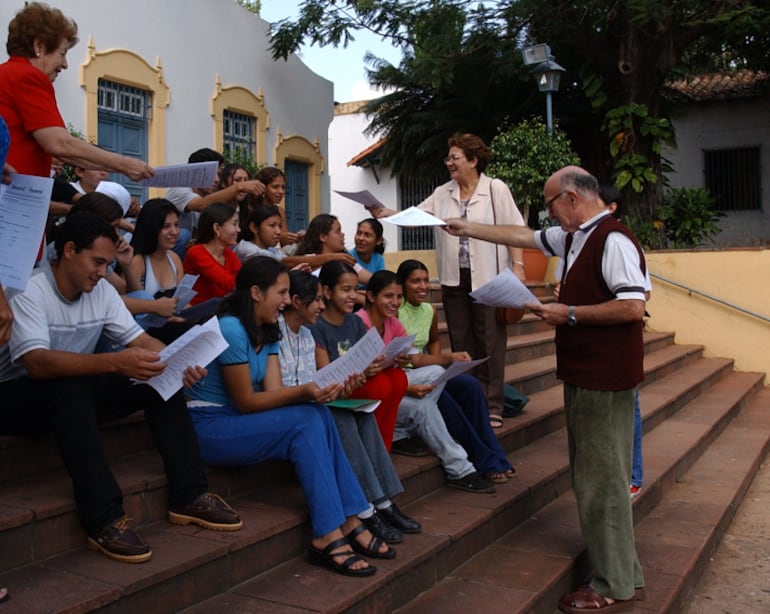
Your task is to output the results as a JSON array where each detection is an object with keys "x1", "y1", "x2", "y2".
[
  {"x1": 0, "y1": 374, "x2": 208, "y2": 534},
  {"x1": 438, "y1": 374, "x2": 513, "y2": 475},
  {"x1": 441, "y1": 268, "x2": 507, "y2": 415}
]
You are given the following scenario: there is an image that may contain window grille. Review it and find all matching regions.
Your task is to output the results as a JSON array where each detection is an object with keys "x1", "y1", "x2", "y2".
[
  {"x1": 398, "y1": 173, "x2": 444, "y2": 250},
  {"x1": 223, "y1": 110, "x2": 255, "y2": 158},
  {"x1": 704, "y1": 146, "x2": 761, "y2": 211},
  {"x1": 98, "y1": 81, "x2": 148, "y2": 118}
]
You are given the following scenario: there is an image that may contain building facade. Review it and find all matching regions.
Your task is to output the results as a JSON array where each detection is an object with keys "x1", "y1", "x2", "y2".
[{"x1": 0, "y1": 0, "x2": 334, "y2": 222}]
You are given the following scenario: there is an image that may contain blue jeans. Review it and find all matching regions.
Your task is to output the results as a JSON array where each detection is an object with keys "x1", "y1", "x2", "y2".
[
  {"x1": 189, "y1": 402, "x2": 367, "y2": 538},
  {"x1": 631, "y1": 389, "x2": 643, "y2": 487},
  {"x1": 438, "y1": 375, "x2": 513, "y2": 475}
]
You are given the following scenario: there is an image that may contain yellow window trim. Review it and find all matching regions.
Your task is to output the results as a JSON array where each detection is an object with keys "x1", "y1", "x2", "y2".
[
  {"x1": 79, "y1": 37, "x2": 169, "y2": 197},
  {"x1": 274, "y1": 130, "x2": 324, "y2": 220},
  {"x1": 210, "y1": 76, "x2": 269, "y2": 163}
]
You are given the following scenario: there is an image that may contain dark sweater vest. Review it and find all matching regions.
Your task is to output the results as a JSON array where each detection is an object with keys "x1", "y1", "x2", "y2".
[{"x1": 556, "y1": 215, "x2": 646, "y2": 391}]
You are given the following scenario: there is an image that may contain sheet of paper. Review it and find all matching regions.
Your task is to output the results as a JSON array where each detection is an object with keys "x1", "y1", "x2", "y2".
[
  {"x1": 327, "y1": 398, "x2": 381, "y2": 413},
  {"x1": 431, "y1": 356, "x2": 489, "y2": 387},
  {"x1": 382, "y1": 207, "x2": 446, "y2": 227},
  {"x1": 0, "y1": 174, "x2": 53, "y2": 291},
  {"x1": 382, "y1": 334, "x2": 416, "y2": 367},
  {"x1": 469, "y1": 268, "x2": 542, "y2": 308},
  {"x1": 173, "y1": 274, "x2": 199, "y2": 312},
  {"x1": 139, "y1": 317, "x2": 229, "y2": 401},
  {"x1": 139, "y1": 161, "x2": 219, "y2": 188},
  {"x1": 334, "y1": 189, "x2": 385, "y2": 211},
  {"x1": 312, "y1": 327, "x2": 384, "y2": 389}
]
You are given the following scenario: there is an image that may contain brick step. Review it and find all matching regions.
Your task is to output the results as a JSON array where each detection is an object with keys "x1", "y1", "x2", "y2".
[
  {"x1": 392, "y1": 372, "x2": 768, "y2": 614},
  {"x1": 173, "y1": 372, "x2": 764, "y2": 614},
  {"x1": 0, "y1": 344, "x2": 752, "y2": 612},
  {"x1": 0, "y1": 336, "x2": 702, "y2": 571},
  {"x1": 495, "y1": 354, "x2": 736, "y2": 462},
  {"x1": 504, "y1": 332, "x2": 688, "y2": 397}
]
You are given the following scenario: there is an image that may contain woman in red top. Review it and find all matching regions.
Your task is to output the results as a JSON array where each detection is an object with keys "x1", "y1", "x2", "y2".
[
  {"x1": 183, "y1": 203, "x2": 242, "y2": 305},
  {"x1": 0, "y1": 3, "x2": 152, "y2": 182}
]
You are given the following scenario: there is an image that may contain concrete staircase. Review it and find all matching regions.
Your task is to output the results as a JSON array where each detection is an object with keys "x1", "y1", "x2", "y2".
[{"x1": 0, "y1": 282, "x2": 767, "y2": 613}]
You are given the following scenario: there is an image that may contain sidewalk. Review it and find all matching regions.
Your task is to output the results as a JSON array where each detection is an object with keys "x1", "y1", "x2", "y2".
[{"x1": 683, "y1": 456, "x2": 770, "y2": 613}]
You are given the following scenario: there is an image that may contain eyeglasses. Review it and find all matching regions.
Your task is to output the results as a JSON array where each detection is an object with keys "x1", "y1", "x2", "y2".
[
  {"x1": 444, "y1": 154, "x2": 465, "y2": 163},
  {"x1": 544, "y1": 190, "x2": 567, "y2": 210}
]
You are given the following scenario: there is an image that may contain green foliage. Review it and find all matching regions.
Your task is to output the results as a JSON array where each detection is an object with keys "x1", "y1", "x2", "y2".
[
  {"x1": 236, "y1": 0, "x2": 260, "y2": 15},
  {"x1": 267, "y1": 0, "x2": 770, "y2": 221},
  {"x1": 487, "y1": 117, "x2": 580, "y2": 226},
  {"x1": 605, "y1": 103, "x2": 675, "y2": 193},
  {"x1": 58, "y1": 124, "x2": 89, "y2": 183},
  {"x1": 223, "y1": 147, "x2": 262, "y2": 178},
  {"x1": 624, "y1": 187, "x2": 723, "y2": 250},
  {"x1": 658, "y1": 187, "x2": 723, "y2": 249}
]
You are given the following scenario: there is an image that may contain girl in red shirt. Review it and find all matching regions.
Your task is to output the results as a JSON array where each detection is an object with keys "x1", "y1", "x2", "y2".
[{"x1": 183, "y1": 203, "x2": 241, "y2": 305}]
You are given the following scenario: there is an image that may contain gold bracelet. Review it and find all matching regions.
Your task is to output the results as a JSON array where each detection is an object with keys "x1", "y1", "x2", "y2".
[{"x1": 512, "y1": 260, "x2": 525, "y2": 268}]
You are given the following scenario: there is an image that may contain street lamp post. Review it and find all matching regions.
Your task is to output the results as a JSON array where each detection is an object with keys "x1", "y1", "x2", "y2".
[{"x1": 520, "y1": 44, "x2": 566, "y2": 135}]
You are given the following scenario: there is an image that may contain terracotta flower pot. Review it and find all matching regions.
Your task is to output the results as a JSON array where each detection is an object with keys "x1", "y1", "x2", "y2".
[{"x1": 523, "y1": 247, "x2": 549, "y2": 281}]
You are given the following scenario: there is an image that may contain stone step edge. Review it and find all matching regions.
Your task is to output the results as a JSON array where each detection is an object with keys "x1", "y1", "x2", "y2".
[
  {"x1": 177, "y1": 372, "x2": 764, "y2": 614},
  {"x1": 392, "y1": 374, "x2": 769, "y2": 614}
]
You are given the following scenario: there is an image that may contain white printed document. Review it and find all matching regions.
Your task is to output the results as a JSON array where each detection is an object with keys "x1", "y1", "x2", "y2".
[
  {"x1": 469, "y1": 268, "x2": 542, "y2": 308},
  {"x1": 0, "y1": 174, "x2": 53, "y2": 291},
  {"x1": 312, "y1": 327, "x2": 384, "y2": 389},
  {"x1": 140, "y1": 316, "x2": 229, "y2": 400},
  {"x1": 382, "y1": 207, "x2": 446, "y2": 227},
  {"x1": 334, "y1": 189, "x2": 385, "y2": 211},
  {"x1": 382, "y1": 334, "x2": 416, "y2": 367},
  {"x1": 139, "y1": 161, "x2": 219, "y2": 188},
  {"x1": 431, "y1": 356, "x2": 489, "y2": 387},
  {"x1": 140, "y1": 274, "x2": 200, "y2": 329}
]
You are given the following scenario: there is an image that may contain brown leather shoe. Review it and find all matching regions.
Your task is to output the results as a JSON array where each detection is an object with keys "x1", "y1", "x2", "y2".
[
  {"x1": 87, "y1": 516, "x2": 152, "y2": 563},
  {"x1": 168, "y1": 492, "x2": 243, "y2": 531}
]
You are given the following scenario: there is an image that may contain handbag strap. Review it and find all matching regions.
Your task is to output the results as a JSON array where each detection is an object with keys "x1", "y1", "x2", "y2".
[{"x1": 489, "y1": 179, "x2": 500, "y2": 275}]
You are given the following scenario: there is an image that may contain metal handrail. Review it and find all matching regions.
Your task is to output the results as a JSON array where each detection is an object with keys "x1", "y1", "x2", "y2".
[{"x1": 650, "y1": 272, "x2": 770, "y2": 324}]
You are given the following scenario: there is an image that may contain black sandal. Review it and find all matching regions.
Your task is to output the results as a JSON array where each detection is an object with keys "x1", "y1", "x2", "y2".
[
  {"x1": 307, "y1": 536, "x2": 377, "y2": 577},
  {"x1": 346, "y1": 523, "x2": 397, "y2": 560}
]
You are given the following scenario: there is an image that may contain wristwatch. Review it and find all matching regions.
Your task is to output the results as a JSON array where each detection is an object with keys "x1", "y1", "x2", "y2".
[{"x1": 567, "y1": 306, "x2": 577, "y2": 327}]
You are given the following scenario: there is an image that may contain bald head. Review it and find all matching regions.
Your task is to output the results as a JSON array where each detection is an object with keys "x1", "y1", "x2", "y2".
[{"x1": 543, "y1": 166, "x2": 604, "y2": 232}]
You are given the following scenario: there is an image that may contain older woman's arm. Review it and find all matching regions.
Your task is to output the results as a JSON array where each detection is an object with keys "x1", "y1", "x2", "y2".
[{"x1": 31, "y1": 126, "x2": 153, "y2": 181}]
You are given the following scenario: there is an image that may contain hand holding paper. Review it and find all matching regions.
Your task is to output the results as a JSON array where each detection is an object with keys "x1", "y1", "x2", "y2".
[
  {"x1": 382, "y1": 207, "x2": 446, "y2": 227},
  {"x1": 469, "y1": 268, "x2": 542, "y2": 309},
  {"x1": 334, "y1": 189, "x2": 385, "y2": 211}
]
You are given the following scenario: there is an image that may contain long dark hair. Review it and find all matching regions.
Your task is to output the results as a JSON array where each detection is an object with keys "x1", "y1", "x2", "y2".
[
  {"x1": 218, "y1": 256, "x2": 287, "y2": 347},
  {"x1": 254, "y1": 166, "x2": 286, "y2": 205},
  {"x1": 285, "y1": 270, "x2": 320, "y2": 312},
  {"x1": 356, "y1": 218, "x2": 385, "y2": 255},
  {"x1": 248, "y1": 204, "x2": 282, "y2": 239},
  {"x1": 196, "y1": 202, "x2": 237, "y2": 244},
  {"x1": 365, "y1": 269, "x2": 399, "y2": 306},
  {"x1": 318, "y1": 260, "x2": 357, "y2": 292},
  {"x1": 296, "y1": 213, "x2": 338, "y2": 255},
  {"x1": 131, "y1": 198, "x2": 179, "y2": 255},
  {"x1": 396, "y1": 259, "x2": 429, "y2": 286}
]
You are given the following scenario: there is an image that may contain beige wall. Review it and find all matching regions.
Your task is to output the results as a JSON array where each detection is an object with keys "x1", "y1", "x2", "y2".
[
  {"x1": 385, "y1": 248, "x2": 769, "y2": 384},
  {"x1": 647, "y1": 248, "x2": 769, "y2": 382}
]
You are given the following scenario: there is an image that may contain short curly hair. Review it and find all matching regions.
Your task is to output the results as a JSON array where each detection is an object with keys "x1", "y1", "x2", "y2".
[
  {"x1": 447, "y1": 133, "x2": 490, "y2": 173},
  {"x1": 7, "y1": 2, "x2": 78, "y2": 58}
]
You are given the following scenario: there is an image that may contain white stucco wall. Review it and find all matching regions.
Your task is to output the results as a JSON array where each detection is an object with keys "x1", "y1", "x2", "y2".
[
  {"x1": 0, "y1": 0, "x2": 334, "y2": 208},
  {"x1": 328, "y1": 107, "x2": 400, "y2": 252},
  {"x1": 665, "y1": 95, "x2": 770, "y2": 246}
]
